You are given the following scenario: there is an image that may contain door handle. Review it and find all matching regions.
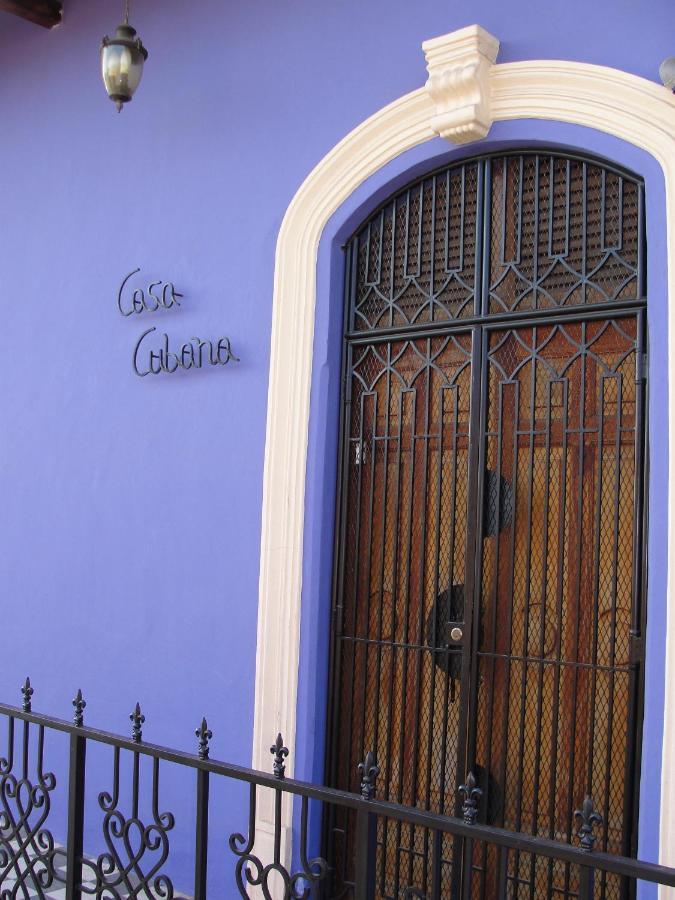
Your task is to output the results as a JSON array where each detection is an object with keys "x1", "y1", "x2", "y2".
[{"x1": 450, "y1": 626, "x2": 463, "y2": 642}]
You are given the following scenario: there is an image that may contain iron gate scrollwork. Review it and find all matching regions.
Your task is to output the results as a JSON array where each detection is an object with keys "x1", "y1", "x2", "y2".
[{"x1": 325, "y1": 150, "x2": 648, "y2": 899}]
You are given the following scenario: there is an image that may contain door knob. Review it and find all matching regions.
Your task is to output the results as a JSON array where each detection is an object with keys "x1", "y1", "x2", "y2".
[{"x1": 450, "y1": 626, "x2": 463, "y2": 642}]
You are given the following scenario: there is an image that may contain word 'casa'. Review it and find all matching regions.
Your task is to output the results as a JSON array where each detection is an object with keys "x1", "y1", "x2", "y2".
[{"x1": 118, "y1": 268, "x2": 183, "y2": 317}]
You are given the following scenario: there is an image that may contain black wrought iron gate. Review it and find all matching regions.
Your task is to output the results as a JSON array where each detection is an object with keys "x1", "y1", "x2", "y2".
[{"x1": 324, "y1": 152, "x2": 648, "y2": 899}]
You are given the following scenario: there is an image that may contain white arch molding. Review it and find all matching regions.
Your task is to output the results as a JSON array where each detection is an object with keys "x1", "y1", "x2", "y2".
[{"x1": 251, "y1": 23, "x2": 675, "y2": 884}]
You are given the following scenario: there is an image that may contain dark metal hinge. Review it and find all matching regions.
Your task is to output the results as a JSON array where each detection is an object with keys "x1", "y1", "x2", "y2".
[
  {"x1": 333, "y1": 604, "x2": 343, "y2": 636},
  {"x1": 636, "y1": 352, "x2": 648, "y2": 383},
  {"x1": 629, "y1": 631, "x2": 645, "y2": 664}
]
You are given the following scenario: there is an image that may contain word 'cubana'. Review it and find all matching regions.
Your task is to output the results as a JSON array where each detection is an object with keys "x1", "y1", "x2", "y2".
[
  {"x1": 133, "y1": 327, "x2": 239, "y2": 377},
  {"x1": 118, "y1": 268, "x2": 183, "y2": 316}
]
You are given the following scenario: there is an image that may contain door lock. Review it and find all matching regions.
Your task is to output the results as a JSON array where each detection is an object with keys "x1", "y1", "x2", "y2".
[{"x1": 450, "y1": 626, "x2": 463, "y2": 642}]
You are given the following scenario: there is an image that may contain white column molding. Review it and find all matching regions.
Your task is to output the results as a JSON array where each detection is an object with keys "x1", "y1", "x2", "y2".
[
  {"x1": 252, "y1": 25, "x2": 675, "y2": 891},
  {"x1": 423, "y1": 24, "x2": 500, "y2": 144},
  {"x1": 251, "y1": 87, "x2": 436, "y2": 869}
]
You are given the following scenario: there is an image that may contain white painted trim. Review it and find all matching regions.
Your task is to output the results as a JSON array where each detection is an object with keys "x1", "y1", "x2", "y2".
[{"x1": 252, "y1": 26, "x2": 675, "y2": 884}]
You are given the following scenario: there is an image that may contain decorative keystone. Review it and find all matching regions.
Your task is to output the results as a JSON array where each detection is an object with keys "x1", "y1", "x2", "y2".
[
  {"x1": 459, "y1": 771, "x2": 482, "y2": 824},
  {"x1": 72, "y1": 689, "x2": 86, "y2": 727},
  {"x1": 357, "y1": 751, "x2": 380, "y2": 801},
  {"x1": 21, "y1": 677, "x2": 33, "y2": 713},
  {"x1": 196, "y1": 718, "x2": 213, "y2": 760},
  {"x1": 130, "y1": 702, "x2": 145, "y2": 743},
  {"x1": 270, "y1": 733, "x2": 289, "y2": 779},
  {"x1": 422, "y1": 24, "x2": 500, "y2": 144},
  {"x1": 574, "y1": 796, "x2": 603, "y2": 852}
]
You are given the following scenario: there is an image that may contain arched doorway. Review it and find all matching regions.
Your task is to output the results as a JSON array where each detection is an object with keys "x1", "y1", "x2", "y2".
[{"x1": 324, "y1": 150, "x2": 648, "y2": 898}]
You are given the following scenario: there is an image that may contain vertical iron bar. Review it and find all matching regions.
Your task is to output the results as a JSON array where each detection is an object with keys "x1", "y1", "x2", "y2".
[
  {"x1": 416, "y1": 183, "x2": 424, "y2": 278},
  {"x1": 459, "y1": 166, "x2": 467, "y2": 272},
  {"x1": 601, "y1": 169, "x2": 607, "y2": 251},
  {"x1": 274, "y1": 788, "x2": 282, "y2": 866},
  {"x1": 579, "y1": 866, "x2": 596, "y2": 900},
  {"x1": 564, "y1": 159, "x2": 571, "y2": 258},
  {"x1": 193, "y1": 768, "x2": 209, "y2": 900},
  {"x1": 477, "y1": 328, "x2": 508, "y2": 895},
  {"x1": 430, "y1": 829, "x2": 442, "y2": 899},
  {"x1": 354, "y1": 807, "x2": 377, "y2": 900},
  {"x1": 528, "y1": 372, "x2": 556, "y2": 898},
  {"x1": 515, "y1": 155, "x2": 524, "y2": 266},
  {"x1": 617, "y1": 176, "x2": 624, "y2": 253},
  {"x1": 429, "y1": 175, "x2": 437, "y2": 318},
  {"x1": 65, "y1": 732, "x2": 86, "y2": 900},
  {"x1": 454, "y1": 159, "x2": 488, "y2": 900},
  {"x1": 461, "y1": 836, "x2": 475, "y2": 900},
  {"x1": 512, "y1": 324, "x2": 538, "y2": 896},
  {"x1": 496, "y1": 375, "x2": 520, "y2": 791},
  {"x1": 370, "y1": 343, "x2": 392, "y2": 896},
  {"x1": 392, "y1": 383, "x2": 418, "y2": 899},
  {"x1": 444, "y1": 170, "x2": 451, "y2": 272},
  {"x1": 380, "y1": 384, "x2": 406, "y2": 891},
  {"x1": 436, "y1": 370, "x2": 461, "y2": 897},
  {"x1": 637, "y1": 185, "x2": 646, "y2": 299},
  {"x1": 624, "y1": 306, "x2": 648, "y2": 880},
  {"x1": 587, "y1": 367, "x2": 607, "y2": 801},
  {"x1": 451, "y1": 318, "x2": 485, "y2": 896},
  {"x1": 468, "y1": 158, "x2": 490, "y2": 897},
  {"x1": 497, "y1": 845, "x2": 508, "y2": 897},
  {"x1": 600, "y1": 351, "x2": 626, "y2": 900},
  {"x1": 343, "y1": 384, "x2": 367, "y2": 808},
  {"x1": 563, "y1": 318, "x2": 588, "y2": 899},
  {"x1": 403, "y1": 188, "x2": 412, "y2": 278},
  {"x1": 376, "y1": 210, "x2": 384, "y2": 286},
  {"x1": 421, "y1": 376, "x2": 448, "y2": 893},
  {"x1": 323, "y1": 239, "x2": 359, "y2": 881},
  {"x1": 405, "y1": 336, "x2": 433, "y2": 892},
  {"x1": 21, "y1": 718, "x2": 29, "y2": 781},
  {"x1": 547, "y1": 156, "x2": 555, "y2": 258},
  {"x1": 532, "y1": 155, "x2": 540, "y2": 310},
  {"x1": 546, "y1": 375, "x2": 570, "y2": 898},
  {"x1": 358, "y1": 386, "x2": 378, "y2": 766},
  {"x1": 500, "y1": 157, "x2": 508, "y2": 266}
]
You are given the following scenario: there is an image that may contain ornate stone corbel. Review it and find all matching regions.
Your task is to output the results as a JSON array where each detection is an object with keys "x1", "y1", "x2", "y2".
[{"x1": 422, "y1": 24, "x2": 500, "y2": 144}]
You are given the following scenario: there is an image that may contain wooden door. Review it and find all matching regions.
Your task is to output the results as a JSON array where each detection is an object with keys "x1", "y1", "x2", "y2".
[{"x1": 325, "y1": 152, "x2": 647, "y2": 900}]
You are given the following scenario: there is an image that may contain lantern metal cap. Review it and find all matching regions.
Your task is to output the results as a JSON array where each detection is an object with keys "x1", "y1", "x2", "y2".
[
  {"x1": 101, "y1": 23, "x2": 148, "y2": 60},
  {"x1": 660, "y1": 57, "x2": 675, "y2": 92}
]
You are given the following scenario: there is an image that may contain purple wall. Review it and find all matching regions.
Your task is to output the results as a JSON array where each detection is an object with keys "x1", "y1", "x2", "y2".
[{"x1": 0, "y1": 0, "x2": 670, "y2": 892}]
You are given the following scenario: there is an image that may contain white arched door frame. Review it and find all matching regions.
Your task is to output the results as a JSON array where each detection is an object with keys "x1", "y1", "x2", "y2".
[{"x1": 251, "y1": 23, "x2": 675, "y2": 878}]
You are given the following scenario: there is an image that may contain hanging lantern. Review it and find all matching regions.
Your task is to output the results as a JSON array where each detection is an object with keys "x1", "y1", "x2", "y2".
[{"x1": 100, "y1": 0, "x2": 148, "y2": 112}]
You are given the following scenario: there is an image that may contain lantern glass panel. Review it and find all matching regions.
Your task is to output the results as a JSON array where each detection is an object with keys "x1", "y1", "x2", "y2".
[{"x1": 101, "y1": 44, "x2": 144, "y2": 99}]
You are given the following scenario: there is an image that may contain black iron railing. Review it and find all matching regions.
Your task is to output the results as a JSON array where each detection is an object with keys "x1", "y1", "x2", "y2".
[{"x1": 0, "y1": 678, "x2": 672, "y2": 899}]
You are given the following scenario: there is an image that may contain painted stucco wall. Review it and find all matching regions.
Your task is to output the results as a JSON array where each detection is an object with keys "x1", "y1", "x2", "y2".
[{"x1": 0, "y1": 0, "x2": 671, "y2": 892}]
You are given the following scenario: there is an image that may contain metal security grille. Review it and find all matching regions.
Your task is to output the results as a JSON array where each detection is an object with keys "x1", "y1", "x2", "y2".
[{"x1": 325, "y1": 152, "x2": 647, "y2": 899}]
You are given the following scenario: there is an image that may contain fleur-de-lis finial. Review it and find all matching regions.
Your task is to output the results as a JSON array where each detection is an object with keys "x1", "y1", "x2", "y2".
[
  {"x1": 130, "y1": 702, "x2": 145, "y2": 743},
  {"x1": 21, "y1": 677, "x2": 33, "y2": 713},
  {"x1": 72, "y1": 689, "x2": 86, "y2": 727},
  {"x1": 196, "y1": 718, "x2": 213, "y2": 760},
  {"x1": 459, "y1": 771, "x2": 482, "y2": 825},
  {"x1": 270, "y1": 733, "x2": 289, "y2": 779},
  {"x1": 574, "y1": 796, "x2": 603, "y2": 852},
  {"x1": 357, "y1": 751, "x2": 380, "y2": 800}
]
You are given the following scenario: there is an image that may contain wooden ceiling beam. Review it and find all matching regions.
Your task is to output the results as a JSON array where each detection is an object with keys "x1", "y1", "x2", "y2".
[{"x1": 0, "y1": 0, "x2": 62, "y2": 28}]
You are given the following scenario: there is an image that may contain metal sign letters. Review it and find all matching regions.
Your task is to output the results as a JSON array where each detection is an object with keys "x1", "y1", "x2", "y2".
[{"x1": 117, "y1": 268, "x2": 240, "y2": 377}]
